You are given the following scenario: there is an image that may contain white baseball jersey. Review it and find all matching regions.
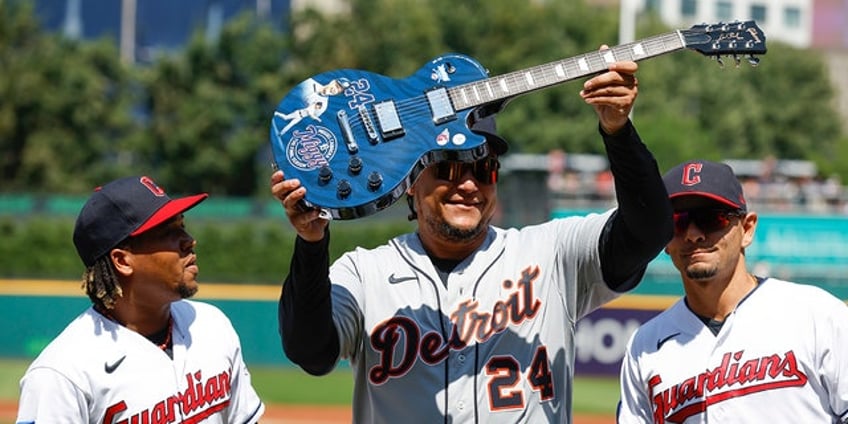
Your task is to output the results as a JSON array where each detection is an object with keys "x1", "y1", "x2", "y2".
[
  {"x1": 328, "y1": 210, "x2": 621, "y2": 423},
  {"x1": 618, "y1": 278, "x2": 848, "y2": 423},
  {"x1": 17, "y1": 300, "x2": 264, "y2": 423}
]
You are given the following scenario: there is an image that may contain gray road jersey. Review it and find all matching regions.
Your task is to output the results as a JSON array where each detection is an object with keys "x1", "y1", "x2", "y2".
[{"x1": 330, "y1": 209, "x2": 620, "y2": 423}]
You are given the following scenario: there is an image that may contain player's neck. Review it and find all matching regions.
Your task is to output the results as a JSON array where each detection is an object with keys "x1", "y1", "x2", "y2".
[
  {"x1": 684, "y1": 270, "x2": 758, "y2": 321},
  {"x1": 418, "y1": 234, "x2": 484, "y2": 262},
  {"x1": 96, "y1": 303, "x2": 172, "y2": 338}
]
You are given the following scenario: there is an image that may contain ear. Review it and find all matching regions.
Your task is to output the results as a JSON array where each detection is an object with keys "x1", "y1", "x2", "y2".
[
  {"x1": 740, "y1": 212, "x2": 758, "y2": 249},
  {"x1": 109, "y1": 248, "x2": 134, "y2": 277}
]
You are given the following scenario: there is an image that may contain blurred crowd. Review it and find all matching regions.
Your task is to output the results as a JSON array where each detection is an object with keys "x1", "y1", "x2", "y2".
[{"x1": 544, "y1": 152, "x2": 846, "y2": 214}]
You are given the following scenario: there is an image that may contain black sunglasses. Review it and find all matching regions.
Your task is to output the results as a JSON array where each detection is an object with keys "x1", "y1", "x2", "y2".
[
  {"x1": 673, "y1": 208, "x2": 745, "y2": 235},
  {"x1": 434, "y1": 157, "x2": 500, "y2": 184}
]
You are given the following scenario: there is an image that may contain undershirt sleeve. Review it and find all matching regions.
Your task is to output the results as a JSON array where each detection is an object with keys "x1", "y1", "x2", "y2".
[
  {"x1": 278, "y1": 229, "x2": 339, "y2": 375},
  {"x1": 597, "y1": 121, "x2": 674, "y2": 292}
]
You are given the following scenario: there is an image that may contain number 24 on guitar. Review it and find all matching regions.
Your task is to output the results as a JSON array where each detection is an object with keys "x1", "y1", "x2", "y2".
[{"x1": 269, "y1": 20, "x2": 766, "y2": 220}]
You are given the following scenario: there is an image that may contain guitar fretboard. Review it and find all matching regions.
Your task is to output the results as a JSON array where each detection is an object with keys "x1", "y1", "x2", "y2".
[{"x1": 449, "y1": 31, "x2": 686, "y2": 111}]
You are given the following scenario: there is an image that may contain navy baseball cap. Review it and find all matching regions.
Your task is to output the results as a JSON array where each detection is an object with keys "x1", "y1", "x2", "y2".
[
  {"x1": 471, "y1": 116, "x2": 509, "y2": 155},
  {"x1": 73, "y1": 176, "x2": 208, "y2": 267},
  {"x1": 663, "y1": 160, "x2": 747, "y2": 211}
]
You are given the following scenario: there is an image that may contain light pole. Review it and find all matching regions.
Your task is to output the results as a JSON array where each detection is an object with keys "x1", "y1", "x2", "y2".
[{"x1": 120, "y1": 0, "x2": 136, "y2": 65}]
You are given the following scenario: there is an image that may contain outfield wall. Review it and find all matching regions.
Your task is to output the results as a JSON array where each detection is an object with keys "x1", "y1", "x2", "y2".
[
  {"x1": 0, "y1": 280, "x2": 669, "y2": 374},
  {"x1": 3, "y1": 210, "x2": 847, "y2": 376},
  {"x1": 0, "y1": 281, "x2": 289, "y2": 367},
  {"x1": 559, "y1": 208, "x2": 848, "y2": 375}
]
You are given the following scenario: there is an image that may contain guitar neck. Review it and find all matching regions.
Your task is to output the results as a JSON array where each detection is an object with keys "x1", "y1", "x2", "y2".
[{"x1": 449, "y1": 30, "x2": 686, "y2": 111}]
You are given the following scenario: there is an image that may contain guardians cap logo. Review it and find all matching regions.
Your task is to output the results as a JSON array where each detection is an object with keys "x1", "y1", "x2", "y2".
[{"x1": 286, "y1": 124, "x2": 338, "y2": 171}]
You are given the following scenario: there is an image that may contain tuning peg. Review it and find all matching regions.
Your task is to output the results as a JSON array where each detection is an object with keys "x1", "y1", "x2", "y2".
[
  {"x1": 734, "y1": 54, "x2": 742, "y2": 68},
  {"x1": 747, "y1": 55, "x2": 760, "y2": 67},
  {"x1": 715, "y1": 56, "x2": 725, "y2": 68}
]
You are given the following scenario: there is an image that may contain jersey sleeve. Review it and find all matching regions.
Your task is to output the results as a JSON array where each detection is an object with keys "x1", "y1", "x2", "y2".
[
  {"x1": 617, "y1": 332, "x2": 655, "y2": 423},
  {"x1": 203, "y1": 306, "x2": 265, "y2": 422},
  {"x1": 328, "y1": 252, "x2": 366, "y2": 361},
  {"x1": 548, "y1": 210, "x2": 620, "y2": 320},
  {"x1": 17, "y1": 367, "x2": 90, "y2": 422},
  {"x1": 817, "y1": 292, "x2": 848, "y2": 419},
  {"x1": 225, "y1": 343, "x2": 265, "y2": 422}
]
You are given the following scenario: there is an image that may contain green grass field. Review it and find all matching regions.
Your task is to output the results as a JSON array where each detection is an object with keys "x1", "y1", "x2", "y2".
[{"x1": 0, "y1": 358, "x2": 620, "y2": 414}]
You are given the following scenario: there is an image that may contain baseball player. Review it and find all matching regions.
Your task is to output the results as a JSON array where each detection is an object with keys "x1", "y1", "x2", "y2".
[
  {"x1": 617, "y1": 160, "x2": 848, "y2": 423},
  {"x1": 272, "y1": 60, "x2": 673, "y2": 423},
  {"x1": 16, "y1": 176, "x2": 265, "y2": 423}
]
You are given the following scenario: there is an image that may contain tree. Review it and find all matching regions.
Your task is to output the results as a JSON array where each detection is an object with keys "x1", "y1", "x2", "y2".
[
  {"x1": 133, "y1": 13, "x2": 288, "y2": 196},
  {"x1": 0, "y1": 2, "x2": 135, "y2": 192}
]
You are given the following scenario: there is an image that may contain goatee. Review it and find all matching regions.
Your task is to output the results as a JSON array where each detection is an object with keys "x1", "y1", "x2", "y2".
[
  {"x1": 178, "y1": 283, "x2": 198, "y2": 299},
  {"x1": 427, "y1": 216, "x2": 486, "y2": 243},
  {"x1": 686, "y1": 267, "x2": 718, "y2": 280}
]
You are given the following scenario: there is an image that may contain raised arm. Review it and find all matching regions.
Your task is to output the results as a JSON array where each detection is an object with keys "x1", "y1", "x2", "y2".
[
  {"x1": 580, "y1": 58, "x2": 674, "y2": 291},
  {"x1": 271, "y1": 170, "x2": 339, "y2": 375}
]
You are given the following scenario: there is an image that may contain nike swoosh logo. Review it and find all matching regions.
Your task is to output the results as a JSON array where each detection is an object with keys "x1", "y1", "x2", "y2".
[
  {"x1": 656, "y1": 332, "x2": 681, "y2": 350},
  {"x1": 388, "y1": 273, "x2": 416, "y2": 284},
  {"x1": 104, "y1": 355, "x2": 126, "y2": 374}
]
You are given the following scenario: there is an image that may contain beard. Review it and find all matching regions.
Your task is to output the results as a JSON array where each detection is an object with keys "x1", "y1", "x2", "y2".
[
  {"x1": 425, "y1": 214, "x2": 487, "y2": 243},
  {"x1": 177, "y1": 281, "x2": 198, "y2": 299},
  {"x1": 685, "y1": 265, "x2": 719, "y2": 280}
]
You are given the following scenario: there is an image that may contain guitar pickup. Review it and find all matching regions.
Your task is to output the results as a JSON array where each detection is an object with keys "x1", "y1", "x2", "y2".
[
  {"x1": 426, "y1": 87, "x2": 456, "y2": 124},
  {"x1": 374, "y1": 100, "x2": 405, "y2": 140}
]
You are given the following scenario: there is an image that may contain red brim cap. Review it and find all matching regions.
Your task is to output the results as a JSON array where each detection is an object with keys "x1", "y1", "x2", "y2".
[{"x1": 131, "y1": 193, "x2": 209, "y2": 236}]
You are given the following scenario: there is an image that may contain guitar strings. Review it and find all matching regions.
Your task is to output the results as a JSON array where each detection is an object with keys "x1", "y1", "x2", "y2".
[{"x1": 344, "y1": 33, "x2": 680, "y2": 135}]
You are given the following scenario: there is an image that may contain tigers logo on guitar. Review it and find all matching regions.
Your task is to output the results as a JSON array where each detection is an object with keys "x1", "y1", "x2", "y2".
[{"x1": 285, "y1": 124, "x2": 339, "y2": 171}]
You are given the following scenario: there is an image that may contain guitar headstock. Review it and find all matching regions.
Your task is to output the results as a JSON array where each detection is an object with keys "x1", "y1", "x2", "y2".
[{"x1": 682, "y1": 20, "x2": 767, "y2": 66}]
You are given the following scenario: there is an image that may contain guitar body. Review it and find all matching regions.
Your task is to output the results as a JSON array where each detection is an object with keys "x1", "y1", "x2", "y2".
[
  {"x1": 269, "y1": 21, "x2": 767, "y2": 220},
  {"x1": 270, "y1": 54, "x2": 495, "y2": 220}
]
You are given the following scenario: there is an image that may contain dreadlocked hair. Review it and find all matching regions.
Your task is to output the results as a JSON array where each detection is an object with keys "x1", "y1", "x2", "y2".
[{"x1": 81, "y1": 254, "x2": 123, "y2": 310}]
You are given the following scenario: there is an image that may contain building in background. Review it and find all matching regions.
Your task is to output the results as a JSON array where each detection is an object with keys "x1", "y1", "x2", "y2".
[
  {"x1": 640, "y1": 0, "x2": 813, "y2": 48},
  {"x1": 33, "y1": 0, "x2": 290, "y2": 64},
  {"x1": 632, "y1": 0, "x2": 848, "y2": 51},
  {"x1": 623, "y1": 0, "x2": 848, "y2": 128}
]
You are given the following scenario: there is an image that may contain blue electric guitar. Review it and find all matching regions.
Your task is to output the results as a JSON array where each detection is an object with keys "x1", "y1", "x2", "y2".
[{"x1": 270, "y1": 21, "x2": 766, "y2": 220}]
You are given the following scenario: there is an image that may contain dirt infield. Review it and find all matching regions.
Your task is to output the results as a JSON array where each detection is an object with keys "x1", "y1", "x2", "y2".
[
  {"x1": 260, "y1": 405, "x2": 615, "y2": 423},
  {"x1": 0, "y1": 401, "x2": 614, "y2": 423}
]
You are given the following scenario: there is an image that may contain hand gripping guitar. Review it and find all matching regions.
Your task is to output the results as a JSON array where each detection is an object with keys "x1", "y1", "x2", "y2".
[{"x1": 269, "y1": 21, "x2": 766, "y2": 220}]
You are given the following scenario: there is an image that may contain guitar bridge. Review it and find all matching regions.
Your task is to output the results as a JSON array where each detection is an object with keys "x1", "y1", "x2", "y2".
[
  {"x1": 358, "y1": 105, "x2": 379, "y2": 144},
  {"x1": 374, "y1": 100, "x2": 405, "y2": 140}
]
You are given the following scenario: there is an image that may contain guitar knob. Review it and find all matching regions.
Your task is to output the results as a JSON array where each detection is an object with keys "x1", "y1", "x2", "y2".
[
  {"x1": 348, "y1": 157, "x2": 363, "y2": 175},
  {"x1": 337, "y1": 179, "x2": 352, "y2": 198},
  {"x1": 367, "y1": 171, "x2": 383, "y2": 191},
  {"x1": 318, "y1": 165, "x2": 333, "y2": 185}
]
